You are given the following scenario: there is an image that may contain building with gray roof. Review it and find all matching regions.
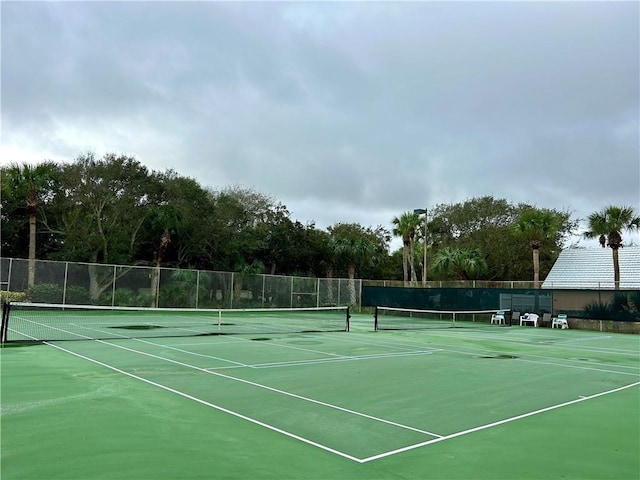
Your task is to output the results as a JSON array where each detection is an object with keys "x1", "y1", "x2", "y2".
[{"x1": 542, "y1": 246, "x2": 640, "y2": 290}]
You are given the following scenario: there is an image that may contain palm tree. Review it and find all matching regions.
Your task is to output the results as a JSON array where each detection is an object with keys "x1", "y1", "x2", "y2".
[
  {"x1": 432, "y1": 247, "x2": 487, "y2": 280},
  {"x1": 391, "y1": 212, "x2": 421, "y2": 284},
  {"x1": 147, "y1": 203, "x2": 182, "y2": 308},
  {"x1": 584, "y1": 206, "x2": 640, "y2": 289},
  {"x1": 329, "y1": 223, "x2": 387, "y2": 304},
  {"x1": 512, "y1": 209, "x2": 561, "y2": 285},
  {"x1": 2, "y1": 162, "x2": 57, "y2": 287}
]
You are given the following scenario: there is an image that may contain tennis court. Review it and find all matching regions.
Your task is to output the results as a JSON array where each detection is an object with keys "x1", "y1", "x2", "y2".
[{"x1": 1, "y1": 306, "x2": 639, "y2": 479}]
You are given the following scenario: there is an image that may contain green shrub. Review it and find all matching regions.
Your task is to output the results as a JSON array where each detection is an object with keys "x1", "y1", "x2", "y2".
[
  {"x1": 583, "y1": 292, "x2": 640, "y2": 322},
  {"x1": 93, "y1": 289, "x2": 154, "y2": 308},
  {"x1": 27, "y1": 283, "x2": 64, "y2": 303},
  {"x1": 611, "y1": 292, "x2": 640, "y2": 321},
  {"x1": 65, "y1": 286, "x2": 91, "y2": 305},
  {"x1": 159, "y1": 285, "x2": 194, "y2": 308},
  {"x1": 100, "y1": 288, "x2": 154, "y2": 307},
  {"x1": 583, "y1": 301, "x2": 612, "y2": 320},
  {"x1": 0, "y1": 291, "x2": 29, "y2": 303},
  {"x1": 133, "y1": 293, "x2": 153, "y2": 307}
]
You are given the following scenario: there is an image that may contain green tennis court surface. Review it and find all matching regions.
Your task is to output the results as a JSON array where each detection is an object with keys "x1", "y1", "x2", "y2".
[{"x1": 2, "y1": 314, "x2": 638, "y2": 479}]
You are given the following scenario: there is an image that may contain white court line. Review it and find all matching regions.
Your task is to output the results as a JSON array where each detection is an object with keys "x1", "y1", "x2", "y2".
[
  {"x1": 359, "y1": 381, "x2": 640, "y2": 463},
  {"x1": 131, "y1": 335, "x2": 439, "y2": 370},
  {"x1": 543, "y1": 343, "x2": 640, "y2": 356},
  {"x1": 36, "y1": 339, "x2": 363, "y2": 463},
  {"x1": 129, "y1": 332, "x2": 440, "y2": 370},
  {"x1": 126, "y1": 339, "x2": 252, "y2": 368},
  {"x1": 422, "y1": 330, "x2": 639, "y2": 355},
  {"x1": 69, "y1": 321, "x2": 215, "y2": 337},
  {"x1": 12, "y1": 317, "x2": 440, "y2": 369},
  {"x1": 12, "y1": 325, "x2": 639, "y2": 463},
  {"x1": 11, "y1": 316, "x2": 214, "y2": 340},
  {"x1": 548, "y1": 335, "x2": 613, "y2": 343},
  {"x1": 222, "y1": 334, "x2": 353, "y2": 360},
  {"x1": 515, "y1": 357, "x2": 640, "y2": 377},
  {"x1": 15, "y1": 328, "x2": 438, "y2": 463},
  {"x1": 93, "y1": 339, "x2": 442, "y2": 437},
  {"x1": 201, "y1": 351, "x2": 438, "y2": 371},
  {"x1": 431, "y1": 347, "x2": 640, "y2": 377},
  {"x1": 335, "y1": 335, "x2": 640, "y2": 375},
  {"x1": 331, "y1": 333, "x2": 639, "y2": 377},
  {"x1": 24, "y1": 324, "x2": 442, "y2": 440},
  {"x1": 248, "y1": 350, "x2": 439, "y2": 369}
]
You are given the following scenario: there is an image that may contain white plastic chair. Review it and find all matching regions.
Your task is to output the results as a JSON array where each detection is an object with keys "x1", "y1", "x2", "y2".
[
  {"x1": 552, "y1": 314, "x2": 569, "y2": 329},
  {"x1": 491, "y1": 311, "x2": 506, "y2": 325},
  {"x1": 520, "y1": 313, "x2": 539, "y2": 327}
]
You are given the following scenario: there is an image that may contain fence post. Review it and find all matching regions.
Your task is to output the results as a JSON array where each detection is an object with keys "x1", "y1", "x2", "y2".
[
  {"x1": 7, "y1": 258, "x2": 13, "y2": 292},
  {"x1": 230, "y1": 272, "x2": 234, "y2": 309},
  {"x1": 62, "y1": 262, "x2": 69, "y2": 306},
  {"x1": 111, "y1": 265, "x2": 117, "y2": 307},
  {"x1": 195, "y1": 270, "x2": 200, "y2": 309}
]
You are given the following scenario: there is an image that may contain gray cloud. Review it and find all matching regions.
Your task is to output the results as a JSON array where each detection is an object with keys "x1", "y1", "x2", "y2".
[{"x1": 2, "y1": 1, "x2": 638, "y2": 247}]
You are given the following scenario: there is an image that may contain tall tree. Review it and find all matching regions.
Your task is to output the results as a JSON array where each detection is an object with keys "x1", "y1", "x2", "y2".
[
  {"x1": 205, "y1": 186, "x2": 282, "y2": 272},
  {"x1": 584, "y1": 206, "x2": 640, "y2": 289},
  {"x1": 391, "y1": 212, "x2": 420, "y2": 284},
  {"x1": 140, "y1": 171, "x2": 215, "y2": 269},
  {"x1": 512, "y1": 209, "x2": 562, "y2": 285},
  {"x1": 49, "y1": 153, "x2": 156, "y2": 299},
  {"x1": 253, "y1": 205, "x2": 297, "y2": 275},
  {"x1": 305, "y1": 225, "x2": 334, "y2": 278},
  {"x1": 1, "y1": 162, "x2": 57, "y2": 287}
]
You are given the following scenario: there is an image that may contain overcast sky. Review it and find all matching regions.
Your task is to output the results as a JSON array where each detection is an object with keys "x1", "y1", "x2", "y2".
[{"x1": 2, "y1": 1, "x2": 639, "y2": 250}]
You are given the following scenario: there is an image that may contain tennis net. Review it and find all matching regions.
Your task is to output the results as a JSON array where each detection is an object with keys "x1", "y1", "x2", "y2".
[
  {"x1": 374, "y1": 306, "x2": 504, "y2": 331},
  {"x1": 1, "y1": 302, "x2": 350, "y2": 342}
]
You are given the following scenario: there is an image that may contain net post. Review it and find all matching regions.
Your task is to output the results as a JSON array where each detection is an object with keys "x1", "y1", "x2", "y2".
[
  {"x1": 346, "y1": 306, "x2": 350, "y2": 332},
  {"x1": 1, "y1": 301, "x2": 10, "y2": 344},
  {"x1": 374, "y1": 306, "x2": 378, "y2": 331}
]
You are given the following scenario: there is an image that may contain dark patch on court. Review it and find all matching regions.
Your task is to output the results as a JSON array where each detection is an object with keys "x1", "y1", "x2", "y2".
[{"x1": 112, "y1": 325, "x2": 165, "y2": 330}]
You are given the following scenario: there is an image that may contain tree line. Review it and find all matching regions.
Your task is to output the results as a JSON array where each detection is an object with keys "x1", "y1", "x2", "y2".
[{"x1": 2, "y1": 153, "x2": 638, "y2": 287}]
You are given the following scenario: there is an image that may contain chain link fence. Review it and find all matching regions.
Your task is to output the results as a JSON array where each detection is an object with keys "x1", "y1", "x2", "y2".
[{"x1": 0, "y1": 258, "x2": 361, "y2": 309}]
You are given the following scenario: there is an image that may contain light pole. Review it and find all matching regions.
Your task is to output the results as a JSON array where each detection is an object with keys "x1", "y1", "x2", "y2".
[{"x1": 413, "y1": 208, "x2": 428, "y2": 286}]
